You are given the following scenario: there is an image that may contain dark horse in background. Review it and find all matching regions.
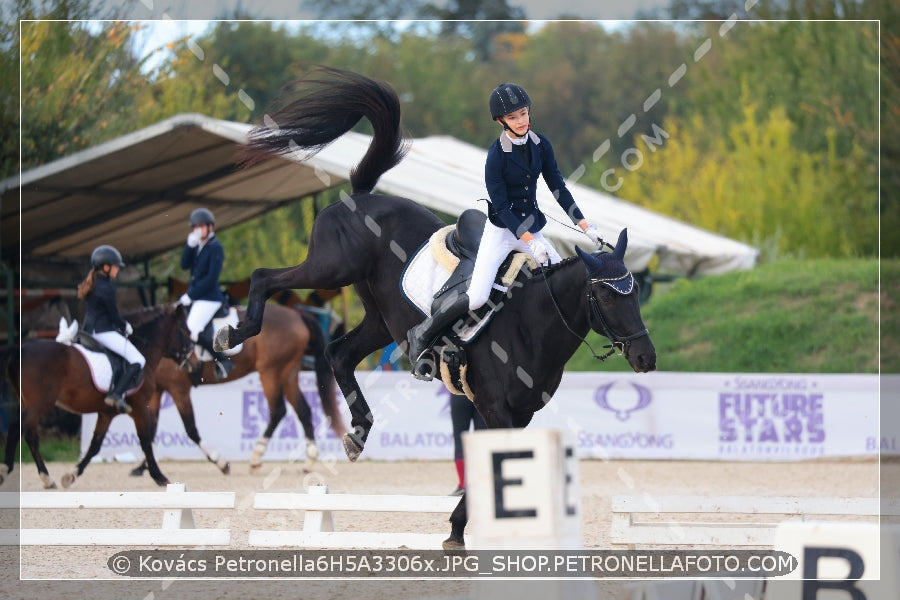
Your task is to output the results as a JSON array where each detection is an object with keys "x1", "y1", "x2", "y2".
[
  {"x1": 1, "y1": 303, "x2": 192, "y2": 488},
  {"x1": 215, "y1": 66, "x2": 657, "y2": 549},
  {"x1": 126, "y1": 304, "x2": 347, "y2": 478}
]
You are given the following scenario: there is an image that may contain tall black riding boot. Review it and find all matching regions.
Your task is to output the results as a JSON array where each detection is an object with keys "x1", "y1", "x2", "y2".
[
  {"x1": 197, "y1": 335, "x2": 235, "y2": 381},
  {"x1": 104, "y1": 362, "x2": 144, "y2": 414},
  {"x1": 406, "y1": 292, "x2": 470, "y2": 381}
]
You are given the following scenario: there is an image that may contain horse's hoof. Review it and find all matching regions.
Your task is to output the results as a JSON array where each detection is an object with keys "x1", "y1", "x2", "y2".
[
  {"x1": 220, "y1": 461, "x2": 231, "y2": 475},
  {"x1": 0, "y1": 464, "x2": 8, "y2": 485},
  {"x1": 213, "y1": 326, "x2": 232, "y2": 352},
  {"x1": 442, "y1": 537, "x2": 466, "y2": 552},
  {"x1": 61, "y1": 472, "x2": 76, "y2": 488},
  {"x1": 40, "y1": 473, "x2": 57, "y2": 489},
  {"x1": 306, "y1": 441, "x2": 319, "y2": 461},
  {"x1": 342, "y1": 434, "x2": 362, "y2": 462},
  {"x1": 249, "y1": 462, "x2": 262, "y2": 474},
  {"x1": 129, "y1": 467, "x2": 144, "y2": 477},
  {"x1": 154, "y1": 478, "x2": 170, "y2": 487}
]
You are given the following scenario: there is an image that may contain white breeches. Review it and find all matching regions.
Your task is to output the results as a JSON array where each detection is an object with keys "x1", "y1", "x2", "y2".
[
  {"x1": 92, "y1": 331, "x2": 146, "y2": 367},
  {"x1": 186, "y1": 300, "x2": 223, "y2": 341},
  {"x1": 468, "y1": 221, "x2": 562, "y2": 311}
]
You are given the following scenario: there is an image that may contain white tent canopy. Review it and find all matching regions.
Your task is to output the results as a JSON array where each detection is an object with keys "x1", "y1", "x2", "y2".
[{"x1": 4, "y1": 113, "x2": 757, "y2": 275}]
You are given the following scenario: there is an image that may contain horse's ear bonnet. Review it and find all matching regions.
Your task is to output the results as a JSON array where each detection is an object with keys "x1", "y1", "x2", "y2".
[{"x1": 575, "y1": 229, "x2": 634, "y2": 295}]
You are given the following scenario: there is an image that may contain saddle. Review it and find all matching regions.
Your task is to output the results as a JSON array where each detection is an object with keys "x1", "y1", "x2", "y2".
[
  {"x1": 431, "y1": 209, "x2": 487, "y2": 312},
  {"x1": 431, "y1": 209, "x2": 537, "y2": 333},
  {"x1": 55, "y1": 318, "x2": 126, "y2": 394}
]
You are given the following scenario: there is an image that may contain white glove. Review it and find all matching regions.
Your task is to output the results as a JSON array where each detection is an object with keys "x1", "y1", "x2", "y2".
[
  {"x1": 527, "y1": 239, "x2": 551, "y2": 265},
  {"x1": 187, "y1": 231, "x2": 201, "y2": 247},
  {"x1": 178, "y1": 293, "x2": 192, "y2": 306},
  {"x1": 125, "y1": 322, "x2": 133, "y2": 335},
  {"x1": 583, "y1": 224, "x2": 603, "y2": 247}
]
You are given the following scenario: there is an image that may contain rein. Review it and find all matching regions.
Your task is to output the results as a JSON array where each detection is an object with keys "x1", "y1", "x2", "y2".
[{"x1": 540, "y1": 264, "x2": 648, "y2": 362}]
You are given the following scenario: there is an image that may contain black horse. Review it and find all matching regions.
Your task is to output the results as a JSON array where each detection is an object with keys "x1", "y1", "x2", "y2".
[{"x1": 216, "y1": 66, "x2": 657, "y2": 549}]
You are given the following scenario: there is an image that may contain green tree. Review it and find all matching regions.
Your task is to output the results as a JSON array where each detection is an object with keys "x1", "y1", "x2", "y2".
[
  {"x1": 6, "y1": 0, "x2": 151, "y2": 175},
  {"x1": 611, "y1": 90, "x2": 875, "y2": 260}
]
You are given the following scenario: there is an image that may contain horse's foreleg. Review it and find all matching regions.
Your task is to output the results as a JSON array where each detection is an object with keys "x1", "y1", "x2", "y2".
[
  {"x1": 251, "y1": 382, "x2": 286, "y2": 473},
  {"x1": 325, "y1": 310, "x2": 392, "y2": 461},
  {"x1": 444, "y1": 494, "x2": 468, "y2": 550},
  {"x1": 131, "y1": 407, "x2": 169, "y2": 486},
  {"x1": 172, "y1": 389, "x2": 229, "y2": 475},
  {"x1": 62, "y1": 411, "x2": 115, "y2": 488},
  {"x1": 284, "y1": 374, "x2": 318, "y2": 467}
]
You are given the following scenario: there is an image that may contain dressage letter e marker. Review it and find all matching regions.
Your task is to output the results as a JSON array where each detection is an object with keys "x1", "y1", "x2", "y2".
[
  {"x1": 464, "y1": 429, "x2": 582, "y2": 550},
  {"x1": 492, "y1": 450, "x2": 537, "y2": 519}
]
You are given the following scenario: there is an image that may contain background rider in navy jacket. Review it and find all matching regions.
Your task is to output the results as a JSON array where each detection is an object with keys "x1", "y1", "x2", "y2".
[
  {"x1": 78, "y1": 245, "x2": 145, "y2": 413},
  {"x1": 179, "y1": 208, "x2": 235, "y2": 379}
]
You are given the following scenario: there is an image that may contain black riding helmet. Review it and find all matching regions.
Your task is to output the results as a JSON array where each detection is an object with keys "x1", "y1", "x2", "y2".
[
  {"x1": 189, "y1": 208, "x2": 215, "y2": 227},
  {"x1": 91, "y1": 245, "x2": 125, "y2": 269},
  {"x1": 489, "y1": 83, "x2": 532, "y2": 119}
]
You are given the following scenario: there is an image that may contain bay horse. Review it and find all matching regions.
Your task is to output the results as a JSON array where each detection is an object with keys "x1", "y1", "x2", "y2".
[
  {"x1": 127, "y1": 303, "x2": 347, "y2": 477},
  {"x1": 215, "y1": 66, "x2": 657, "y2": 549},
  {"x1": 1, "y1": 303, "x2": 192, "y2": 488}
]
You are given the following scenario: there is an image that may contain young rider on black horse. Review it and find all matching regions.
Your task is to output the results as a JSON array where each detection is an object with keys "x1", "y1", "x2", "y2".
[
  {"x1": 77, "y1": 245, "x2": 145, "y2": 414},
  {"x1": 407, "y1": 82, "x2": 604, "y2": 377},
  {"x1": 178, "y1": 208, "x2": 235, "y2": 380}
]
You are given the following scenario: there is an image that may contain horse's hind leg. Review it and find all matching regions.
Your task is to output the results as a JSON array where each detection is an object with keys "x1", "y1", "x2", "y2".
[
  {"x1": 217, "y1": 217, "x2": 369, "y2": 351},
  {"x1": 63, "y1": 411, "x2": 113, "y2": 488},
  {"x1": 326, "y1": 302, "x2": 392, "y2": 461},
  {"x1": 0, "y1": 417, "x2": 18, "y2": 485},
  {"x1": 21, "y1": 414, "x2": 55, "y2": 489}
]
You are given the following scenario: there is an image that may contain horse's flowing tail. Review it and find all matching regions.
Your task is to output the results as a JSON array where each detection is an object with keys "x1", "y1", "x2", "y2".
[
  {"x1": 298, "y1": 310, "x2": 348, "y2": 438},
  {"x1": 239, "y1": 65, "x2": 408, "y2": 195}
]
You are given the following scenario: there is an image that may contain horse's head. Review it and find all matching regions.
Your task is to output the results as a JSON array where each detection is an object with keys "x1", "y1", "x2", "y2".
[
  {"x1": 166, "y1": 303, "x2": 194, "y2": 364},
  {"x1": 576, "y1": 229, "x2": 657, "y2": 373},
  {"x1": 129, "y1": 304, "x2": 193, "y2": 364}
]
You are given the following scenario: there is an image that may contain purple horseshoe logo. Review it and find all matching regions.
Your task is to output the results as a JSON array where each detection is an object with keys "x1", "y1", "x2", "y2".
[{"x1": 594, "y1": 381, "x2": 652, "y2": 421}]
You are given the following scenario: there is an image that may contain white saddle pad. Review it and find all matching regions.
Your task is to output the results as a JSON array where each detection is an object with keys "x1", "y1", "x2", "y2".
[
  {"x1": 401, "y1": 227, "x2": 458, "y2": 318},
  {"x1": 400, "y1": 228, "x2": 536, "y2": 343},
  {"x1": 55, "y1": 318, "x2": 133, "y2": 395},
  {"x1": 194, "y1": 307, "x2": 243, "y2": 361}
]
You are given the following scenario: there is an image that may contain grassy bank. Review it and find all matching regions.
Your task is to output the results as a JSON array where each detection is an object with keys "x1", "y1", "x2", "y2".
[{"x1": 567, "y1": 258, "x2": 889, "y2": 373}]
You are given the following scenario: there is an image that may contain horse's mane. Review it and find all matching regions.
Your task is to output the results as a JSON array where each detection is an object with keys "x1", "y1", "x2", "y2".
[{"x1": 124, "y1": 304, "x2": 174, "y2": 331}]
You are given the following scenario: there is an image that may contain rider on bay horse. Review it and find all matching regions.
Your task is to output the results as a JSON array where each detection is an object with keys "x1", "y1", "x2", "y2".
[
  {"x1": 77, "y1": 245, "x2": 146, "y2": 414},
  {"x1": 178, "y1": 208, "x2": 235, "y2": 380},
  {"x1": 406, "y1": 82, "x2": 604, "y2": 378}
]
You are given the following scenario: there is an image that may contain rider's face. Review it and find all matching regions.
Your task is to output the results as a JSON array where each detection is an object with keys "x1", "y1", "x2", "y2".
[{"x1": 499, "y1": 107, "x2": 530, "y2": 137}]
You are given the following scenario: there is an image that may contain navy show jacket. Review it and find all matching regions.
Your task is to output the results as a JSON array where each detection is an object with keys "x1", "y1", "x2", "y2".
[
  {"x1": 82, "y1": 274, "x2": 128, "y2": 334},
  {"x1": 484, "y1": 130, "x2": 585, "y2": 238},
  {"x1": 180, "y1": 235, "x2": 227, "y2": 303}
]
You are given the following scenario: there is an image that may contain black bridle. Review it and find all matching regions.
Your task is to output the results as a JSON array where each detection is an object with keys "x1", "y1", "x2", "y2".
[
  {"x1": 127, "y1": 310, "x2": 193, "y2": 365},
  {"x1": 584, "y1": 278, "x2": 650, "y2": 360},
  {"x1": 542, "y1": 267, "x2": 650, "y2": 362}
]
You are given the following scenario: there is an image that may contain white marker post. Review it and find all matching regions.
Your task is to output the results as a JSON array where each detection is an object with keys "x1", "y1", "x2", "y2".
[
  {"x1": 464, "y1": 428, "x2": 596, "y2": 600},
  {"x1": 765, "y1": 521, "x2": 900, "y2": 600}
]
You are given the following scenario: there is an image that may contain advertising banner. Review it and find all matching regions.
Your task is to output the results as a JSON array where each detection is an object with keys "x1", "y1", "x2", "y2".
[{"x1": 81, "y1": 371, "x2": 882, "y2": 463}]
